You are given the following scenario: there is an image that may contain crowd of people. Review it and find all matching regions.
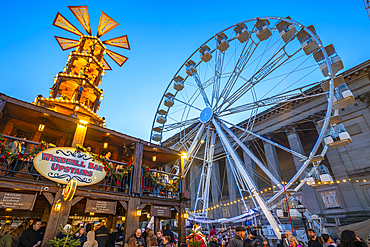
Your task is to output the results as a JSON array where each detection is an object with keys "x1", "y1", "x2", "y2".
[{"x1": 204, "y1": 226, "x2": 368, "y2": 247}]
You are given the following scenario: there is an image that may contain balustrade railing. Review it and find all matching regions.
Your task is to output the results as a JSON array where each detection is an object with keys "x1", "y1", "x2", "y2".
[
  {"x1": 0, "y1": 134, "x2": 132, "y2": 195},
  {"x1": 141, "y1": 168, "x2": 181, "y2": 199}
]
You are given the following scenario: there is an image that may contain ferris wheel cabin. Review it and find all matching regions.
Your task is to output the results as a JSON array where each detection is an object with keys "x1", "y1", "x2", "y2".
[
  {"x1": 324, "y1": 123, "x2": 352, "y2": 149},
  {"x1": 156, "y1": 109, "x2": 167, "y2": 125},
  {"x1": 152, "y1": 126, "x2": 163, "y2": 142},
  {"x1": 173, "y1": 76, "x2": 184, "y2": 91},
  {"x1": 216, "y1": 33, "x2": 229, "y2": 52},
  {"x1": 276, "y1": 16, "x2": 297, "y2": 43},
  {"x1": 199, "y1": 45, "x2": 212, "y2": 62},
  {"x1": 186, "y1": 60, "x2": 197, "y2": 76},
  {"x1": 297, "y1": 25, "x2": 320, "y2": 55},
  {"x1": 234, "y1": 23, "x2": 249, "y2": 43},
  {"x1": 314, "y1": 44, "x2": 344, "y2": 77},
  {"x1": 164, "y1": 92, "x2": 175, "y2": 107},
  {"x1": 255, "y1": 19, "x2": 272, "y2": 41}
]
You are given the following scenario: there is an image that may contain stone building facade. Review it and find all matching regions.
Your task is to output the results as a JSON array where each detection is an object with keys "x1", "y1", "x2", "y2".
[{"x1": 185, "y1": 59, "x2": 370, "y2": 226}]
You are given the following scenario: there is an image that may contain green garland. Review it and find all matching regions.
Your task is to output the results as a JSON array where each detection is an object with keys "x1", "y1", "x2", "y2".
[
  {"x1": 142, "y1": 165, "x2": 181, "y2": 191},
  {"x1": 0, "y1": 134, "x2": 53, "y2": 162}
]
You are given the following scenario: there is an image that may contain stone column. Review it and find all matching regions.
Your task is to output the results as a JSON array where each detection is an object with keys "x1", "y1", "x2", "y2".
[
  {"x1": 211, "y1": 161, "x2": 222, "y2": 219},
  {"x1": 190, "y1": 164, "x2": 200, "y2": 210},
  {"x1": 242, "y1": 142, "x2": 258, "y2": 186},
  {"x1": 283, "y1": 124, "x2": 322, "y2": 214},
  {"x1": 226, "y1": 158, "x2": 239, "y2": 217},
  {"x1": 262, "y1": 134, "x2": 282, "y2": 185}
]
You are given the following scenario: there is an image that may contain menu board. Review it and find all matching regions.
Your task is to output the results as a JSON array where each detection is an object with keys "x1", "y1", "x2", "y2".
[
  {"x1": 0, "y1": 192, "x2": 37, "y2": 210},
  {"x1": 85, "y1": 199, "x2": 117, "y2": 215},
  {"x1": 151, "y1": 205, "x2": 170, "y2": 217}
]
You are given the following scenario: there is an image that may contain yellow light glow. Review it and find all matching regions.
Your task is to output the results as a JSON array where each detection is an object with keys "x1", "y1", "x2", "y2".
[
  {"x1": 79, "y1": 119, "x2": 88, "y2": 125},
  {"x1": 336, "y1": 181, "x2": 340, "y2": 183},
  {"x1": 103, "y1": 142, "x2": 108, "y2": 149},
  {"x1": 136, "y1": 209, "x2": 142, "y2": 216},
  {"x1": 38, "y1": 124, "x2": 45, "y2": 132},
  {"x1": 183, "y1": 213, "x2": 189, "y2": 219},
  {"x1": 273, "y1": 186, "x2": 276, "y2": 188},
  {"x1": 5, "y1": 208, "x2": 12, "y2": 212},
  {"x1": 356, "y1": 180, "x2": 359, "y2": 182},
  {"x1": 152, "y1": 155, "x2": 157, "y2": 162},
  {"x1": 54, "y1": 200, "x2": 62, "y2": 212},
  {"x1": 147, "y1": 213, "x2": 151, "y2": 219},
  {"x1": 343, "y1": 179, "x2": 346, "y2": 182},
  {"x1": 181, "y1": 152, "x2": 188, "y2": 159},
  {"x1": 269, "y1": 187, "x2": 271, "y2": 190},
  {"x1": 364, "y1": 179, "x2": 367, "y2": 182},
  {"x1": 122, "y1": 216, "x2": 126, "y2": 221},
  {"x1": 90, "y1": 212, "x2": 95, "y2": 216}
]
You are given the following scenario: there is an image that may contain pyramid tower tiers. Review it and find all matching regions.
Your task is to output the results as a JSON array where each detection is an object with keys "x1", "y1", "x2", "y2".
[{"x1": 35, "y1": 6, "x2": 129, "y2": 127}]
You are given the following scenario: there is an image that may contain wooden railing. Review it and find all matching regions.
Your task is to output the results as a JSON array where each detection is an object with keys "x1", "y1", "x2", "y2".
[{"x1": 141, "y1": 168, "x2": 181, "y2": 199}]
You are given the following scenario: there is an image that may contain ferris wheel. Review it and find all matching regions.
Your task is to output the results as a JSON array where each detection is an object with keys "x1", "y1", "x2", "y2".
[{"x1": 150, "y1": 16, "x2": 353, "y2": 237}]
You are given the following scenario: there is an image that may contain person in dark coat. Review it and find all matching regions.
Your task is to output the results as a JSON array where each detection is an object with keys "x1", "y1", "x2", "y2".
[
  {"x1": 128, "y1": 229, "x2": 145, "y2": 247},
  {"x1": 250, "y1": 230, "x2": 263, "y2": 247},
  {"x1": 73, "y1": 227, "x2": 87, "y2": 247},
  {"x1": 244, "y1": 233, "x2": 254, "y2": 247},
  {"x1": 157, "y1": 230, "x2": 164, "y2": 247},
  {"x1": 229, "y1": 226, "x2": 247, "y2": 247},
  {"x1": 210, "y1": 236, "x2": 221, "y2": 247},
  {"x1": 106, "y1": 228, "x2": 117, "y2": 247},
  {"x1": 95, "y1": 220, "x2": 109, "y2": 247},
  {"x1": 163, "y1": 224, "x2": 174, "y2": 243},
  {"x1": 116, "y1": 225, "x2": 124, "y2": 243},
  {"x1": 18, "y1": 220, "x2": 43, "y2": 247},
  {"x1": 308, "y1": 229, "x2": 322, "y2": 247},
  {"x1": 142, "y1": 228, "x2": 149, "y2": 243}
]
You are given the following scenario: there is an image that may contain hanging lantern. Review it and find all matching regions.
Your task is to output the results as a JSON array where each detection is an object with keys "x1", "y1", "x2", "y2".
[
  {"x1": 54, "y1": 200, "x2": 62, "y2": 212},
  {"x1": 103, "y1": 142, "x2": 109, "y2": 149},
  {"x1": 152, "y1": 155, "x2": 157, "y2": 162},
  {"x1": 136, "y1": 209, "x2": 142, "y2": 216},
  {"x1": 38, "y1": 124, "x2": 45, "y2": 132},
  {"x1": 147, "y1": 213, "x2": 151, "y2": 219}
]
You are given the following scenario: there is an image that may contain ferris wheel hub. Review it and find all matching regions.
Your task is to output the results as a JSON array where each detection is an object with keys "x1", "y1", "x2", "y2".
[{"x1": 200, "y1": 107, "x2": 213, "y2": 123}]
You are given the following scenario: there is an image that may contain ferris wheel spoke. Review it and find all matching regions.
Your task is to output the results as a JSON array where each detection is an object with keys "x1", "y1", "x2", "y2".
[
  {"x1": 162, "y1": 117, "x2": 200, "y2": 132},
  {"x1": 219, "y1": 91, "x2": 326, "y2": 117},
  {"x1": 211, "y1": 50, "x2": 224, "y2": 107},
  {"x1": 194, "y1": 128, "x2": 216, "y2": 215},
  {"x1": 217, "y1": 40, "x2": 301, "y2": 112},
  {"x1": 212, "y1": 117, "x2": 282, "y2": 235},
  {"x1": 189, "y1": 70, "x2": 211, "y2": 107},
  {"x1": 219, "y1": 119, "x2": 283, "y2": 189},
  {"x1": 218, "y1": 118, "x2": 307, "y2": 160},
  {"x1": 183, "y1": 123, "x2": 206, "y2": 176},
  {"x1": 216, "y1": 39, "x2": 259, "y2": 108}
]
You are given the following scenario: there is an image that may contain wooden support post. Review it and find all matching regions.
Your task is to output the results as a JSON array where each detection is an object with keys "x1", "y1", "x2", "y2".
[
  {"x1": 123, "y1": 197, "x2": 141, "y2": 242},
  {"x1": 178, "y1": 203, "x2": 186, "y2": 245},
  {"x1": 41, "y1": 188, "x2": 73, "y2": 247},
  {"x1": 131, "y1": 142, "x2": 143, "y2": 195},
  {"x1": 71, "y1": 123, "x2": 87, "y2": 147},
  {"x1": 41, "y1": 204, "x2": 51, "y2": 223},
  {"x1": 154, "y1": 217, "x2": 160, "y2": 234},
  {"x1": 106, "y1": 215, "x2": 113, "y2": 230}
]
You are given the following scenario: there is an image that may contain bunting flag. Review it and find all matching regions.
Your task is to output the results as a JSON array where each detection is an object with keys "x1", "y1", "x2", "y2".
[
  {"x1": 103, "y1": 35, "x2": 130, "y2": 50},
  {"x1": 54, "y1": 36, "x2": 80, "y2": 51},
  {"x1": 53, "y1": 12, "x2": 83, "y2": 36},
  {"x1": 105, "y1": 49, "x2": 128, "y2": 67},
  {"x1": 101, "y1": 58, "x2": 112, "y2": 70},
  {"x1": 97, "y1": 12, "x2": 119, "y2": 37},
  {"x1": 68, "y1": 6, "x2": 91, "y2": 35}
]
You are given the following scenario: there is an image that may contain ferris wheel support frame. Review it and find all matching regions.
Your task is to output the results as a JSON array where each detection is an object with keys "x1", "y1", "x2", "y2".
[{"x1": 151, "y1": 17, "x2": 336, "y2": 234}]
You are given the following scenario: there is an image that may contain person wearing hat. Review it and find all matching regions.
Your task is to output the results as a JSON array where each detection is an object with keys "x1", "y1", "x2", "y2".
[
  {"x1": 250, "y1": 230, "x2": 263, "y2": 247},
  {"x1": 229, "y1": 226, "x2": 247, "y2": 247}
]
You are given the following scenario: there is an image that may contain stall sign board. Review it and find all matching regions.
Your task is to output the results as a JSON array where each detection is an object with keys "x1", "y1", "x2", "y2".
[
  {"x1": 34, "y1": 147, "x2": 106, "y2": 186},
  {"x1": 0, "y1": 192, "x2": 37, "y2": 210},
  {"x1": 85, "y1": 199, "x2": 117, "y2": 215},
  {"x1": 151, "y1": 205, "x2": 171, "y2": 217}
]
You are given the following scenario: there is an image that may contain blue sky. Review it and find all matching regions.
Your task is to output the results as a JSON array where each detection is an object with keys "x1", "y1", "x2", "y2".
[{"x1": 1, "y1": 0, "x2": 369, "y2": 141}]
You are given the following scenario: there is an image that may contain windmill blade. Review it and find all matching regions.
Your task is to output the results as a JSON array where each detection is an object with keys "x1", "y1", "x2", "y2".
[
  {"x1": 54, "y1": 36, "x2": 80, "y2": 51},
  {"x1": 105, "y1": 49, "x2": 128, "y2": 67},
  {"x1": 101, "y1": 58, "x2": 112, "y2": 70},
  {"x1": 68, "y1": 6, "x2": 91, "y2": 35},
  {"x1": 53, "y1": 12, "x2": 83, "y2": 36},
  {"x1": 103, "y1": 35, "x2": 130, "y2": 50},
  {"x1": 97, "y1": 12, "x2": 119, "y2": 37}
]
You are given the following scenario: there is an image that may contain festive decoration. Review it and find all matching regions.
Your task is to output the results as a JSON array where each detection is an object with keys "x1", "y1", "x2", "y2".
[
  {"x1": 186, "y1": 225, "x2": 206, "y2": 247},
  {"x1": 49, "y1": 225, "x2": 81, "y2": 247},
  {"x1": 0, "y1": 134, "x2": 53, "y2": 163},
  {"x1": 142, "y1": 165, "x2": 181, "y2": 191}
]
